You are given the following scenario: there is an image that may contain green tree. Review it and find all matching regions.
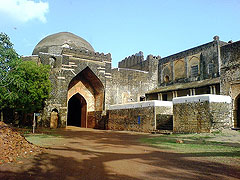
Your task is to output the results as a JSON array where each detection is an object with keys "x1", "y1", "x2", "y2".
[
  {"x1": 0, "y1": 33, "x2": 51, "y2": 123},
  {"x1": 0, "y1": 32, "x2": 22, "y2": 109},
  {"x1": 8, "y1": 61, "x2": 52, "y2": 113}
]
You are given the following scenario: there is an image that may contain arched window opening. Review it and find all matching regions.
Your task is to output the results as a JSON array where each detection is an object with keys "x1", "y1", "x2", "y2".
[
  {"x1": 164, "y1": 75, "x2": 170, "y2": 83},
  {"x1": 191, "y1": 65, "x2": 199, "y2": 77}
]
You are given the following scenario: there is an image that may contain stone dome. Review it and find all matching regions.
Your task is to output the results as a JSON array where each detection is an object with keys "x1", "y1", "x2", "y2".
[{"x1": 32, "y1": 32, "x2": 94, "y2": 55}]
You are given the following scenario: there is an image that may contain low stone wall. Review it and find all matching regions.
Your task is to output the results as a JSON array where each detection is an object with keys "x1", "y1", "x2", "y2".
[
  {"x1": 155, "y1": 105, "x2": 173, "y2": 130},
  {"x1": 173, "y1": 95, "x2": 231, "y2": 133},
  {"x1": 108, "y1": 101, "x2": 172, "y2": 132},
  {"x1": 156, "y1": 114, "x2": 173, "y2": 130},
  {"x1": 87, "y1": 111, "x2": 103, "y2": 129}
]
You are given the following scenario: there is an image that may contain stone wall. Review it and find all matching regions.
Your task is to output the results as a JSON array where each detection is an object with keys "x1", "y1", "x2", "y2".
[
  {"x1": 220, "y1": 40, "x2": 240, "y2": 127},
  {"x1": 110, "y1": 68, "x2": 150, "y2": 105},
  {"x1": 155, "y1": 105, "x2": 173, "y2": 130},
  {"x1": 173, "y1": 95, "x2": 231, "y2": 133},
  {"x1": 220, "y1": 40, "x2": 240, "y2": 95},
  {"x1": 108, "y1": 101, "x2": 172, "y2": 132},
  {"x1": 109, "y1": 55, "x2": 158, "y2": 105},
  {"x1": 118, "y1": 51, "x2": 160, "y2": 72},
  {"x1": 108, "y1": 106, "x2": 155, "y2": 132},
  {"x1": 62, "y1": 48, "x2": 111, "y2": 63},
  {"x1": 156, "y1": 114, "x2": 173, "y2": 130},
  {"x1": 158, "y1": 37, "x2": 227, "y2": 87},
  {"x1": 118, "y1": 51, "x2": 144, "y2": 70}
]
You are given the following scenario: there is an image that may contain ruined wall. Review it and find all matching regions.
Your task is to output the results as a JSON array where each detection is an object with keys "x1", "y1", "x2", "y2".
[
  {"x1": 118, "y1": 51, "x2": 144, "y2": 70},
  {"x1": 118, "y1": 51, "x2": 160, "y2": 71},
  {"x1": 110, "y1": 68, "x2": 149, "y2": 105},
  {"x1": 109, "y1": 54, "x2": 158, "y2": 105},
  {"x1": 173, "y1": 95, "x2": 231, "y2": 133},
  {"x1": 158, "y1": 37, "x2": 227, "y2": 87},
  {"x1": 108, "y1": 101, "x2": 173, "y2": 132},
  {"x1": 62, "y1": 48, "x2": 111, "y2": 64}
]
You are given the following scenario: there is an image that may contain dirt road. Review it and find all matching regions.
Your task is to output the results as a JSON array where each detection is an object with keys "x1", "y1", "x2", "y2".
[{"x1": 0, "y1": 127, "x2": 240, "y2": 180}]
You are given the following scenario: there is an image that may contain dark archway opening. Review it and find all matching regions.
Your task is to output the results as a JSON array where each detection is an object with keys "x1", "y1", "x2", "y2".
[
  {"x1": 67, "y1": 93, "x2": 87, "y2": 127},
  {"x1": 237, "y1": 97, "x2": 240, "y2": 127},
  {"x1": 164, "y1": 75, "x2": 170, "y2": 83}
]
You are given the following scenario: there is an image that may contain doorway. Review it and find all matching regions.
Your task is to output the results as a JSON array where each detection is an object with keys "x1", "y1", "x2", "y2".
[
  {"x1": 67, "y1": 93, "x2": 87, "y2": 127},
  {"x1": 236, "y1": 96, "x2": 240, "y2": 127}
]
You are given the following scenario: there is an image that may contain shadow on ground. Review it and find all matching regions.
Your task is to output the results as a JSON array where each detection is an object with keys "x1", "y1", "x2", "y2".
[{"x1": 0, "y1": 127, "x2": 240, "y2": 180}]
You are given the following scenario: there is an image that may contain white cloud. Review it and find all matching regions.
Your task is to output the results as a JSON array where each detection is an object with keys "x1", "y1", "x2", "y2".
[{"x1": 0, "y1": 0, "x2": 49, "y2": 23}]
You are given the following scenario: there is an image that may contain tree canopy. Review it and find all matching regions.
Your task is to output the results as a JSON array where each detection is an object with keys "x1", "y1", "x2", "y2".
[
  {"x1": 0, "y1": 33, "x2": 21, "y2": 87},
  {"x1": 0, "y1": 32, "x2": 51, "y2": 114}
]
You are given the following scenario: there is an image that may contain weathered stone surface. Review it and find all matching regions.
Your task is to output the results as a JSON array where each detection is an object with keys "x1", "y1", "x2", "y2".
[
  {"x1": 32, "y1": 32, "x2": 95, "y2": 55},
  {"x1": 220, "y1": 40, "x2": 240, "y2": 127},
  {"x1": 108, "y1": 101, "x2": 173, "y2": 132},
  {"x1": 108, "y1": 107, "x2": 155, "y2": 133},
  {"x1": 156, "y1": 114, "x2": 173, "y2": 130},
  {"x1": 173, "y1": 95, "x2": 232, "y2": 133},
  {"x1": 22, "y1": 32, "x2": 159, "y2": 129}
]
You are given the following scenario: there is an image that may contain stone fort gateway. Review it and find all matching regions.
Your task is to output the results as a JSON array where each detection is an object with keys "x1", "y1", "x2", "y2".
[{"x1": 23, "y1": 32, "x2": 240, "y2": 133}]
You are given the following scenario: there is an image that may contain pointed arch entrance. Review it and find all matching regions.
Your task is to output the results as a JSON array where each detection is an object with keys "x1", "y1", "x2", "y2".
[
  {"x1": 67, "y1": 93, "x2": 87, "y2": 127},
  {"x1": 67, "y1": 67, "x2": 104, "y2": 128},
  {"x1": 234, "y1": 94, "x2": 240, "y2": 128}
]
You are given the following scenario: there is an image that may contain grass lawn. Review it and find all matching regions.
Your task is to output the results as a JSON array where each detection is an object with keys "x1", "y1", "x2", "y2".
[
  {"x1": 24, "y1": 128, "x2": 63, "y2": 147},
  {"x1": 140, "y1": 131, "x2": 240, "y2": 165}
]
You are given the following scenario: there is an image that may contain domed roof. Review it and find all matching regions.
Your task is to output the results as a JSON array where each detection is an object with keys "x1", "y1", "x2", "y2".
[{"x1": 32, "y1": 32, "x2": 94, "y2": 55}]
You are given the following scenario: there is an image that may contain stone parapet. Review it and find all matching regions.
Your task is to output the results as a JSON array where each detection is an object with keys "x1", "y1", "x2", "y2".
[
  {"x1": 118, "y1": 51, "x2": 160, "y2": 71},
  {"x1": 62, "y1": 48, "x2": 111, "y2": 62}
]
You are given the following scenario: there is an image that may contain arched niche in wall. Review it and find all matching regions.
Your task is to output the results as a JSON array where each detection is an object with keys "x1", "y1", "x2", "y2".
[
  {"x1": 188, "y1": 54, "x2": 200, "y2": 77},
  {"x1": 162, "y1": 64, "x2": 172, "y2": 83},
  {"x1": 174, "y1": 59, "x2": 185, "y2": 80},
  {"x1": 49, "y1": 56, "x2": 57, "y2": 68}
]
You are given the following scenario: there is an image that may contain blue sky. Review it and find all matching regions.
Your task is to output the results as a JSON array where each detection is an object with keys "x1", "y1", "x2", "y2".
[{"x1": 0, "y1": 0, "x2": 240, "y2": 67}]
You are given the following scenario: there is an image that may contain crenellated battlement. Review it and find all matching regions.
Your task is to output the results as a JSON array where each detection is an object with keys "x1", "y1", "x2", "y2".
[
  {"x1": 118, "y1": 51, "x2": 144, "y2": 68},
  {"x1": 118, "y1": 51, "x2": 160, "y2": 71},
  {"x1": 62, "y1": 47, "x2": 112, "y2": 62}
]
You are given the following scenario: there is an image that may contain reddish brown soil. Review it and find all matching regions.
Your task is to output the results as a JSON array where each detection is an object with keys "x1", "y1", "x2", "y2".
[
  {"x1": 0, "y1": 122, "x2": 43, "y2": 164},
  {"x1": 0, "y1": 126, "x2": 240, "y2": 180}
]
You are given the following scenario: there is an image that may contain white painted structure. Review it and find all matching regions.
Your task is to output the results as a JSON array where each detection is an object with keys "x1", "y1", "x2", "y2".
[
  {"x1": 108, "y1": 100, "x2": 173, "y2": 110},
  {"x1": 173, "y1": 94, "x2": 232, "y2": 104}
]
